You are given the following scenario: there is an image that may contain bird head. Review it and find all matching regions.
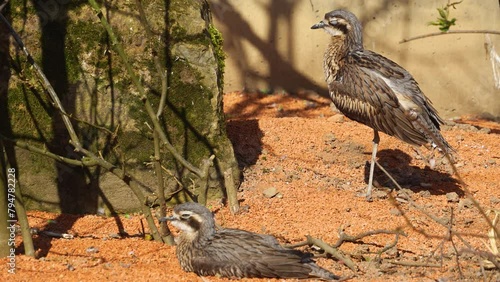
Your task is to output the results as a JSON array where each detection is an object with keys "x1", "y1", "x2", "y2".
[
  {"x1": 311, "y1": 9, "x2": 363, "y2": 51},
  {"x1": 160, "y1": 202, "x2": 216, "y2": 237}
]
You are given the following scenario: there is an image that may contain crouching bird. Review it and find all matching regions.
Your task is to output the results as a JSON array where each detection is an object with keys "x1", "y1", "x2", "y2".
[
  {"x1": 161, "y1": 202, "x2": 340, "y2": 280},
  {"x1": 311, "y1": 9, "x2": 454, "y2": 200}
]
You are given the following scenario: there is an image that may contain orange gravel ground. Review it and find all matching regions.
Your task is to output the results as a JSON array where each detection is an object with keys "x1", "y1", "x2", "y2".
[{"x1": 2, "y1": 91, "x2": 500, "y2": 281}]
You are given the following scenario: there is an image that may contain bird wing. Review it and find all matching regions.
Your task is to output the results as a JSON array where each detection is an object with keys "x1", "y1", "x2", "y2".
[
  {"x1": 190, "y1": 229, "x2": 315, "y2": 279},
  {"x1": 329, "y1": 49, "x2": 442, "y2": 146},
  {"x1": 353, "y1": 50, "x2": 444, "y2": 127}
]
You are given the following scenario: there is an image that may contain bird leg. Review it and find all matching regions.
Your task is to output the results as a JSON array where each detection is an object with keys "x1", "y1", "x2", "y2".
[{"x1": 365, "y1": 130, "x2": 380, "y2": 201}]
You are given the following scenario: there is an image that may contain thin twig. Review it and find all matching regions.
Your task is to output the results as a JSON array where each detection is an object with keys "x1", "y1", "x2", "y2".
[
  {"x1": 153, "y1": 130, "x2": 174, "y2": 245},
  {"x1": 134, "y1": 0, "x2": 168, "y2": 117},
  {"x1": 0, "y1": 134, "x2": 99, "y2": 167},
  {"x1": 448, "y1": 208, "x2": 464, "y2": 278},
  {"x1": 0, "y1": 0, "x2": 8, "y2": 13},
  {"x1": 375, "y1": 161, "x2": 403, "y2": 190},
  {"x1": 387, "y1": 260, "x2": 441, "y2": 267},
  {"x1": 382, "y1": 162, "x2": 498, "y2": 274},
  {"x1": 400, "y1": 30, "x2": 500, "y2": 44},
  {"x1": 0, "y1": 13, "x2": 80, "y2": 146},
  {"x1": 376, "y1": 232, "x2": 401, "y2": 260},
  {"x1": 135, "y1": 0, "x2": 173, "y2": 243}
]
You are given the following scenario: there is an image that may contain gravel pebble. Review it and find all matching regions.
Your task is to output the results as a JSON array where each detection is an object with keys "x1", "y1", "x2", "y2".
[{"x1": 446, "y1": 192, "x2": 460, "y2": 203}]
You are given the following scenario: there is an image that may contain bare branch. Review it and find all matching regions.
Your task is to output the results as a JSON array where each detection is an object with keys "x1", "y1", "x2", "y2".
[
  {"x1": 0, "y1": 0, "x2": 8, "y2": 13},
  {"x1": 0, "y1": 134, "x2": 99, "y2": 167},
  {"x1": 400, "y1": 30, "x2": 500, "y2": 44}
]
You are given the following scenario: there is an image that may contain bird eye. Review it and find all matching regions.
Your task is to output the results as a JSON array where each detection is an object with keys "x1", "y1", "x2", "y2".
[
  {"x1": 329, "y1": 19, "x2": 339, "y2": 26},
  {"x1": 180, "y1": 212, "x2": 191, "y2": 220}
]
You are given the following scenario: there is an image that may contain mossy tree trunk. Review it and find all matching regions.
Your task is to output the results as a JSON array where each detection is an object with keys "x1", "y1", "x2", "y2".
[
  {"x1": 5, "y1": 0, "x2": 239, "y2": 213},
  {"x1": 164, "y1": 0, "x2": 240, "y2": 203}
]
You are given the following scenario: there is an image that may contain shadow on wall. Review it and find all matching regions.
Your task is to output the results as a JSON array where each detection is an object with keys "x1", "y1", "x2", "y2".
[
  {"x1": 209, "y1": 0, "x2": 411, "y2": 96},
  {"x1": 210, "y1": 0, "x2": 500, "y2": 119},
  {"x1": 211, "y1": 0, "x2": 329, "y2": 96}
]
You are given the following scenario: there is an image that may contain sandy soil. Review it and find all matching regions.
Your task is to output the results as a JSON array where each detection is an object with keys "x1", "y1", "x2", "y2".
[{"x1": 2, "y1": 91, "x2": 500, "y2": 281}]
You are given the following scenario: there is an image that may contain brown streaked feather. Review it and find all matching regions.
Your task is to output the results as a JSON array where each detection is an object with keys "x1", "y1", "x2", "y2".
[
  {"x1": 320, "y1": 10, "x2": 452, "y2": 155},
  {"x1": 169, "y1": 202, "x2": 339, "y2": 280}
]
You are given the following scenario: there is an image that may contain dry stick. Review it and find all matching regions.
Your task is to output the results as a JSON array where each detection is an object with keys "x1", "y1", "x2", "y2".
[
  {"x1": 376, "y1": 232, "x2": 401, "y2": 260},
  {"x1": 288, "y1": 229, "x2": 405, "y2": 272},
  {"x1": 380, "y1": 161, "x2": 488, "y2": 238},
  {"x1": 400, "y1": 30, "x2": 500, "y2": 44},
  {"x1": 136, "y1": 0, "x2": 237, "y2": 212},
  {"x1": 448, "y1": 208, "x2": 464, "y2": 278},
  {"x1": 134, "y1": 0, "x2": 174, "y2": 245},
  {"x1": 305, "y1": 235, "x2": 357, "y2": 272},
  {"x1": 333, "y1": 227, "x2": 406, "y2": 248},
  {"x1": 224, "y1": 167, "x2": 239, "y2": 214},
  {"x1": 1, "y1": 11, "x2": 164, "y2": 242},
  {"x1": 285, "y1": 238, "x2": 356, "y2": 271},
  {"x1": 388, "y1": 260, "x2": 441, "y2": 268}
]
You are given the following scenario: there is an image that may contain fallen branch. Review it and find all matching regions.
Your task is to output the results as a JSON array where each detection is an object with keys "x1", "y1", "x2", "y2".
[
  {"x1": 387, "y1": 260, "x2": 441, "y2": 268},
  {"x1": 305, "y1": 235, "x2": 357, "y2": 272},
  {"x1": 333, "y1": 227, "x2": 406, "y2": 248}
]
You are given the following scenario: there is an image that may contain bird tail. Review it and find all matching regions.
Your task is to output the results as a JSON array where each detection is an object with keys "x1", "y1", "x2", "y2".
[
  {"x1": 308, "y1": 263, "x2": 340, "y2": 280},
  {"x1": 413, "y1": 115, "x2": 455, "y2": 164}
]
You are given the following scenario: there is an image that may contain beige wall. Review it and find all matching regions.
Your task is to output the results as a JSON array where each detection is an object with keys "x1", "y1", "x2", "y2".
[{"x1": 211, "y1": 0, "x2": 500, "y2": 119}]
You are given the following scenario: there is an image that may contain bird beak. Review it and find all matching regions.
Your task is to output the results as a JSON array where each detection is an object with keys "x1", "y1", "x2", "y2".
[
  {"x1": 159, "y1": 216, "x2": 176, "y2": 222},
  {"x1": 311, "y1": 21, "x2": 327, "y2": 29}
]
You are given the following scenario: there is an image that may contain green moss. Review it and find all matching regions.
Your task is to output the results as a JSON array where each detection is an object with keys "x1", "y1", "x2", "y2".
[
  {"x1": 160, "y1": 57, "x2": 216, "y2": 174},
  {"x1": 208, "y1": 24, "x2": 225, "y2": 91},
  {"x1": 8, "y1": 82, "x2": 54, "y2": 141},
  {"x1": 118, "y1": 131, "x2": 154, "y2": 166},
  {"x1": 65, "y1": 20, "x2": 107, "y2": 83}
]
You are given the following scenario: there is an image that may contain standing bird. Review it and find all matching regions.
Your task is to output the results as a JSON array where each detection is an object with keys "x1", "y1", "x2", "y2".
[
  {"x1": 311, "y1": 9, "x2": 454, "y2": 200},
  {"x1": 161, "y1": 202, "x2": 340, "y2": 280}
]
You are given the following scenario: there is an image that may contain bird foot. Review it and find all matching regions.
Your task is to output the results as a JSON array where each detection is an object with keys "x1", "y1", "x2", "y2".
[{"x1": 355, "y1": 189, "x2": 373, "y2": 202}]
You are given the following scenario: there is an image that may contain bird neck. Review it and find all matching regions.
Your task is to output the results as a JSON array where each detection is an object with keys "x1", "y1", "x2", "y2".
[
  {"x1": 328, "y1": 35, "x2": 349, "y2": 59},
  {"x1": 323, "y1": 35, "x2": 348, "y2": 84},
  {"x1": 347, "y1": 22, "x2": 364, "y2": 51}
]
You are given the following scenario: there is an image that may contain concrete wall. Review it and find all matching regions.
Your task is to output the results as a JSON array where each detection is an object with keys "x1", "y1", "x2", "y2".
[{"x1": 211, "y1": 0, "x2": 500, "y2": 119}]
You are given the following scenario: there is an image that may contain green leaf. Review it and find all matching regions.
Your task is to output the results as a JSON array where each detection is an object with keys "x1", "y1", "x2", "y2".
[{"x1": 438, "y1": 8, "x2": 448, "y2": 18}]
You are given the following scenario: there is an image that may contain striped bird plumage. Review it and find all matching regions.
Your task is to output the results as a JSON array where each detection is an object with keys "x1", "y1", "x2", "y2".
[
  {"x1": 163, "y1": 202, "x2": 339, "y2": 280},
  {"x1": 312, "y1": 9, "x2": 454, "y2": 200}
]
